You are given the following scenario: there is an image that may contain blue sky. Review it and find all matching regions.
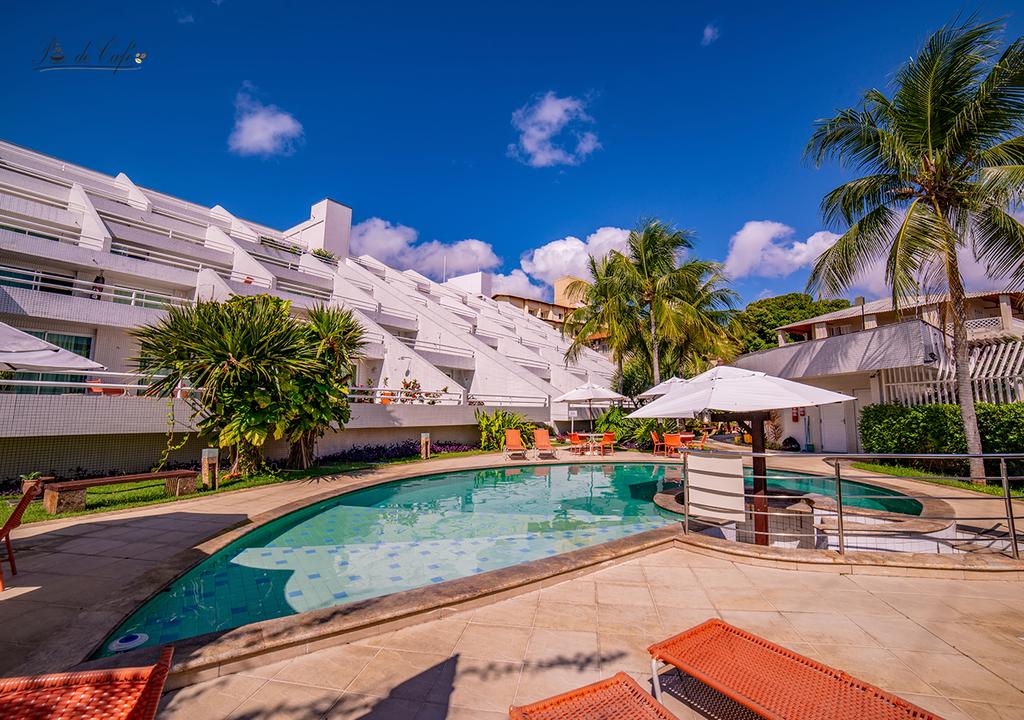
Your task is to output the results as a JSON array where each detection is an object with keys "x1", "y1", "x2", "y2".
[{"x1": 3, "y1": 1, "x2": 1021, "y2": 304}]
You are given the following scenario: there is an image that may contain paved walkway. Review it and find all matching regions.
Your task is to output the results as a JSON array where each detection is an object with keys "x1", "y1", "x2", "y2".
[{"x1": 157, "y1": 546, "x2": 1024, "y2": 720}]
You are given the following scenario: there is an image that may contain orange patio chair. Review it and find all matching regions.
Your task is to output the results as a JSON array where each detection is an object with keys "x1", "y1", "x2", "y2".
[
  {"x1": 0, "y1": 647, "x2": 173, "y2": 720},
  {"x1": 663, "y1": 433, "x2": 684, "y2": 458},
  {"x1": 688, "y1": 432, "x2": 709, "y2": 451},
  {"x1": 1, "y1": 481, "x2": 41, "y2": 592},
  {"x1": 568, "y1": 432, "x2": 585, "y2": 455},
  {"x1": 509, "y1": 671, "x2": 680, "y2": 720},
  {"x1": 648, "y1": 619, "x2": 941, "y2": 719},
  {"x1": 650, "y1": 431, "x2": 665, "y2": 456},
  {"x1": 598, "y1": 432, "x2": 615, "y2": 455},
  {"x1": 532, "y1": 428, "x2": 558, "y2": 460},
  {"x1": 504, "y1": 429, "x2": 528, "y2": 461}
]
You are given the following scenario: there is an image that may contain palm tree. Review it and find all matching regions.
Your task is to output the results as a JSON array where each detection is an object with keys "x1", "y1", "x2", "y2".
[
  {"x1": 805, "y1": 18, "x2": 1024, "y2": 481},
  {"x1": 133, "y1": 295, "x2": 316, "y2": 475},
  {"x1": 562, "y1": 255, "x2": 637, "y2": 392},
  {"x1": 286, "y1": 306, "x2": 366, "y2": 469}
]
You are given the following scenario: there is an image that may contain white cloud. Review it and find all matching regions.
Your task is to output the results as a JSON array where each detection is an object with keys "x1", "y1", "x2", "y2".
[
  {"x1": 492, "y1": 269, "x2": 546, "y2": 300},
  {"x1": 520, "y1": 226, "x2": 630, "y2": 286},
  {"x1": 228, "y1": 84, "x2": 304, "y2": 157},
  {"x1": 723, "y1": 221, "x2": 837, "y2": 280},
  {"x1": 176, "y1": 9, "x2": 195, "y2": 23},
  {"x1": 350, "y1": 218, "x2": 500, "y2": 280},
  {"x1": 701, "y1": 24, "x2": 720, "y2": 46},
  {"x1": 507, "y1": 92, "x2": 601, "y2": 168}
]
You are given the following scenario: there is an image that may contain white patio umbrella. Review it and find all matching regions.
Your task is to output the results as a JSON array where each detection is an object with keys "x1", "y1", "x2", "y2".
[
  {"x1": 638, "y1": 376, "x2": 686, "y2": 398},
  {"x1": 627, "y1": 369, "x2": 853, "y2": 419},
  {"x1": 553, "y1": 381, "x2": 625, "y2": 432},
  {"x1": 0, "y1": 321, "x2": 104, "y2": 372}
]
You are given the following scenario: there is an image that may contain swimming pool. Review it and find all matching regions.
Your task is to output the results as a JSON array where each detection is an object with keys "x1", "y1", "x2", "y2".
[{"x1": 97, "y1": 463, "x2": 919, "y2": 656}]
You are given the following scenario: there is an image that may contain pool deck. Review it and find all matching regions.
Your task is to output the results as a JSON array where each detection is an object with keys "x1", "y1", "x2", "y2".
[{"x1": 1, "y1": 450, "x2": 1022, "y2": 719}]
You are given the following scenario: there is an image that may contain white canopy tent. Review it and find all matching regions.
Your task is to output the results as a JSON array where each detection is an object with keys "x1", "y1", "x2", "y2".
[
  {"x1": 0, "y1": 321, "x2": 104, "y2": 372},
  {"x1": 553, "y1": 381, "x2": 625, "y2": 432}
]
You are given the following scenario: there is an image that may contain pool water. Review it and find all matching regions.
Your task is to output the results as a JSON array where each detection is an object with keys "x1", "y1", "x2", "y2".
[{"x1": 97, "y1": 463, "x2": 919, "y2": 656}]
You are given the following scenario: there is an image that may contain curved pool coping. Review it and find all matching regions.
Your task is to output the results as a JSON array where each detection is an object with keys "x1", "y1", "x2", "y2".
[{"x1": 67, "y1": 455, "x2": 1022, "y2": 689}]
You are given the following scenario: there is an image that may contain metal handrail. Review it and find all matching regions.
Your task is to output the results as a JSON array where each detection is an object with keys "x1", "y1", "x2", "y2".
[
  {"x1": 228, "y1": 271, "x2": 273, "y2": 288},
  {"x1": 0, "y1": 264, "x2": 188, "y2": 308},
  {"x1": 467, "y1": 393, "x2": 549, "y2": 407},
  {"x1": 348, "y1": 386, "x2": 463, "y2": 405},
  {"x1": 396, "y1": 337, "x2": 474, "y2": 357},
  {"x1": 675, "y1": 449, "x2": 1021, "y2": 560}
]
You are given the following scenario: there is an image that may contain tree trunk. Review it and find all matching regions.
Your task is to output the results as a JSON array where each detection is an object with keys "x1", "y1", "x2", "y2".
[
  {"x1": 235, "y1": 441, "x2": 264, "y2": 477},
  {"x1": 649, "y1": 308, "x2": 660, "y2": 383},
  {"x1": 616, "y1": 354, "x2": 624, "y2": 395},
  {"x1": 287, "y1": 432, "x2": 317, "y2": 470},
  {"x1": 949, "y1": 299, "x2": 986, "y2": 482}
]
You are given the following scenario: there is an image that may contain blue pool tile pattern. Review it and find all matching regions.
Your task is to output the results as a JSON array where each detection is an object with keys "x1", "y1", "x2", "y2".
[{"x1": 97, "y1": 463, "x2": 919, "y2": 656}]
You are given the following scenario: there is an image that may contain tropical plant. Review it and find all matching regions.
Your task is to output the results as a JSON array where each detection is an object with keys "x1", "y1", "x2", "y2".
[
  {"x1": 284, "y1": 306, "x2": 365, "y2": 469},
  {"x1": 733, "y1": 293, "x2": 851, "y2": 354},
  {"x1": 311, "y1": 248, "x2": 337, "y2": 261},
  {"x1": 475, "y1": 409, "x2": 535, "y2": 451},
  {"x1": 805, "y1": 18, "x2": 1024, "y2": 481},
  {"x1": 133, "y1": 296, "x2": 364, "y2": 474},
  {"x1": 563, "y1": 255, "x2": 637, "y2": 391}
]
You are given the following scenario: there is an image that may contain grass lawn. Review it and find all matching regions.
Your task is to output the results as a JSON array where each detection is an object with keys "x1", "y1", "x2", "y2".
[
  {"x1": 1, "y1": 449, "x2": 492, "y2": 526},
  {"x1": 849, "y1": 461, "x2": 1017, "y2": 498}
]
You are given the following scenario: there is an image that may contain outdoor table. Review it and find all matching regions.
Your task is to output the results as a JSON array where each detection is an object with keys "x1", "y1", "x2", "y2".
[{"x1": 578, "y1": 432, "x2": 605, "y2": 455}]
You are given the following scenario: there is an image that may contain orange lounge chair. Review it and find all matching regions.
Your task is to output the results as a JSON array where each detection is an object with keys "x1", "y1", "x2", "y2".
[
  {"x1": 568, "y1": 432, "x2": 585, "y2": 455},
  {"x1": 509, "y1": 671, "x2": 680, "y2": 720},
  {"x1": 504, "y1": 429, "x2": 529, "y2": 461},
  {"x1": 532, "y1": 428, "x2": 558, "y2": 460},
  {"x1": 663, "y1": 434, "x2": 684, "y2": 458},
  {"x1": 688, "y1": 432, "x2": 709, "y2": 451},
  {"x1": 651, "y1": 431, "x2": 665, "y2": 456},
  {"x1": 598, "y1": 432, "x2": 615, "y2": 455},
  {"x1": 1, "y1": 481, "x2": 40, "y2": 592},
  {"x1": 648, "y1": 619, "x2": 942, "y2": 719},
  {"x1": 0, "y1": 646, "x2": 173, "y2": 720}
]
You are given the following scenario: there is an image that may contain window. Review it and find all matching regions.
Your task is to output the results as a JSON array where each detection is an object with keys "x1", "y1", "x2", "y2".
[
  {"x1": 0, "y1": 266, "x2": 74, "y2": 295},
  {"x1": 827, "y1": 325, "x2": 850, "y2": 337},
  {"x1": 11, "y1": 331, "x2": 94, "y2": 395}
]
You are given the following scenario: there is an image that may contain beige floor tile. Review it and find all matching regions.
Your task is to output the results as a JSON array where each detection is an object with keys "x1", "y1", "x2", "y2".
[
  {"x1": 525, "y1": 628, "x2": 600, "y2": 667},
  {"x1": 597, "y1": 603, "x2": 663, "y2": 635},
  {"x1": 592, "y1": 563, "x2": 647, "y2": 584},
  {"x1": 649, "y1": 584, "x2": 715, "y2": 609},
  {"x1": 454, "y1": 623, "x2": 532, "y2": 662},
  {"x1": 641, "y1": 564, "x2": 697, "y2": 588},
  {"x1": 897, "y1": 694, "x2": 974, "y2": 720},
  {"x1": 705, "y1": 587, "x2": 771, "y2": 612},
  {"x1": 595, "y1": 581, "x2": 654, "y2": 607},
  {"x1": 597, "y1": 631, "x2": 658, "y2": 673},
  {"x1": 158, "y1": 674, "x2": 267, "y2": 720},
  {"x1": 346, "y1": 649, "x2": 451, "y2": 700},
  {"x1": 970, "y1": 655, "x2": 1024, "y2": 693},
  {"x1": 469, "y1": 595, "x2": 538, "y2": 627},
  {"x1": 875, "y1": 592, "x2": 972, "y2": 623},
  {"x1": 919, "y1": 621, "x2": 1024, "y2": 662},
  {"x1": 716, "y1": 610, "x2": 803, "y2": 644},
  {"x1": 653, "y1": 608, "x2": 719, "y2": 637},
  {"x1": 427, "y1": 657, "x2": 522, "y2": 713},
  {"x1": 326, "y1": 693, "x2": 424, "y2": 719},
  {"x1": 782, "y1": 611, "x2": 880, "y2": 647},
  {"x1": 513, "y1": 663, "x2": 604, "y2": 706},
  {"x1": 811, "y1": 644, "x2": 937, "y2": 695},
  {"x1": 270, "y1": 643, "x2": 379, "y2": 690},
  {"x1": 533, "y1": 600, "x2": 598, "y2": 631},
  {"x1": 846, "y1": 614, "x2": 955, "y2": 653},
  {"x1": 414, "y1": 702, "x2": 508, "y2": 720},
  {"x1": 760, "y1": 586, "x2": 846, "y2": 613},
  {"x1": 827, "y1": 590, "x2": 901, "y2": 615},
  {"x1": 691, "y1": 566, "x2": 753, "y2": 589},
  {"x1": 891, "y1": 651, "x2": 1024, "y2": 703},
  {"x1": 539, "y1": 580, "x2": 595, "y2": 604},
  {"x1": 376, "y1": 619, "x2": 467, "y2": 654},
  {"x1": 953, "y1": 699, "x2": 1024, "y2": 720},
  {"x1": 227, "y1": 680, "x2": 342, "y2": 719}
]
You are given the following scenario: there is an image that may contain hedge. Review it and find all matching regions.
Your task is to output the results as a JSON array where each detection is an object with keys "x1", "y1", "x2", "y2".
[{"x1": 858, "y1": 402, "x2": 1024, "y2": 478}]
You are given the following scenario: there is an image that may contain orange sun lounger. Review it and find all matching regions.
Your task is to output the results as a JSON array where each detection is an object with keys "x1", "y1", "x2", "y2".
[
  {"x1": 0, "y1": 646, "x2": 173, "y2": 720},
  {"x1": 648, "y1": 620, "x2": 942, "y2": 719},
  {"x1": 509, "y1": 671, "x2": 681, "y2": 720}
]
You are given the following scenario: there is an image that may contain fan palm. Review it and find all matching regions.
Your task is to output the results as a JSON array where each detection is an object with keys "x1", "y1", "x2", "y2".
[{"x1": 805, "y1": 18, "x2": 1024, "y2": 480}]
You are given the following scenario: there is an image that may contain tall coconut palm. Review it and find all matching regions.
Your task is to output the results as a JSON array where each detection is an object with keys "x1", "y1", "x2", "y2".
[
  {"x1": 562, "y1": 255, "x2": 637, "y2": 392},
  {"x1": 611, "y1": 219, "x2": 695, "y2": 382},
  {"x1": 805, "y1": 18, "x2": 1024, "y2": 481}
]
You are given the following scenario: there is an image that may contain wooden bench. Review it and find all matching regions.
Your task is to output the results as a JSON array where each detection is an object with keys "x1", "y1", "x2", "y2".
[
  {"x1": 648, "y1": 619, "x2": 941, "y2": 719},
  {"x1": 43, "y1": 470, "x2": 198, "y2": 514}
]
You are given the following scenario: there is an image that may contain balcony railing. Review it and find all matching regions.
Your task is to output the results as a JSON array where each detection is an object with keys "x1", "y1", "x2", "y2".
[
  {"x1": 228, "y1": 271, "x2": 273, "y2": 288},
  {"x1": 396, "y1": 336, "x2": 474, "y2": 357},
  {"x1": 110, "y1": 239, "x2": 221, "y2": 274},
  {"x1": 467, "y1": 393, "x2": 549, "y2": 407},
  {"x1": 349, "y1": 386, "x2": 464, "y2": 405},
  {"x1": 0, "y1": 264, "x2": 189, "y2": 309},
  {"x1": 0, "y1": 370, "x2": 193, "y2": 396}
]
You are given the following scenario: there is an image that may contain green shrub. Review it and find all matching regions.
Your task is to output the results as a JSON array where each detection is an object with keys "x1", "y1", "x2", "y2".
[
  {"x1": 859, "y1": 403, "x2": 1024, "y2": 479},
  {"x1": 592, "y1": 407, "x2": 680, "y2": 450},
  {"x1": 475, "y1": 409, "x2": 536, "y2": 451}
]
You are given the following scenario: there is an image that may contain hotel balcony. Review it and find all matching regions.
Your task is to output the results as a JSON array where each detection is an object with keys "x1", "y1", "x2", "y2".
[
  {"x1": 396, "y1": 336, "x2": 476, "y2": 370},
  {"x1": 0, "y1": 264, "x2": 189, "y2": 328}
]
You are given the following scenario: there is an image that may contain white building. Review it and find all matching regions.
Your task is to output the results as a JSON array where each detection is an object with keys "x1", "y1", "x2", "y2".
[
  {"x1": 0, "y1": 140, "x2": 614, "y2": 479},
  {"x1": 733, "y1": 293, "x2": 1024, "y2": 453}
]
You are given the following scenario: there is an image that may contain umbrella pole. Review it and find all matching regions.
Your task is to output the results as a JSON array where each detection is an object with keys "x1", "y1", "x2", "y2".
[{"x1": 749, "y1": 412, "x2": 769, "y2": 546}]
